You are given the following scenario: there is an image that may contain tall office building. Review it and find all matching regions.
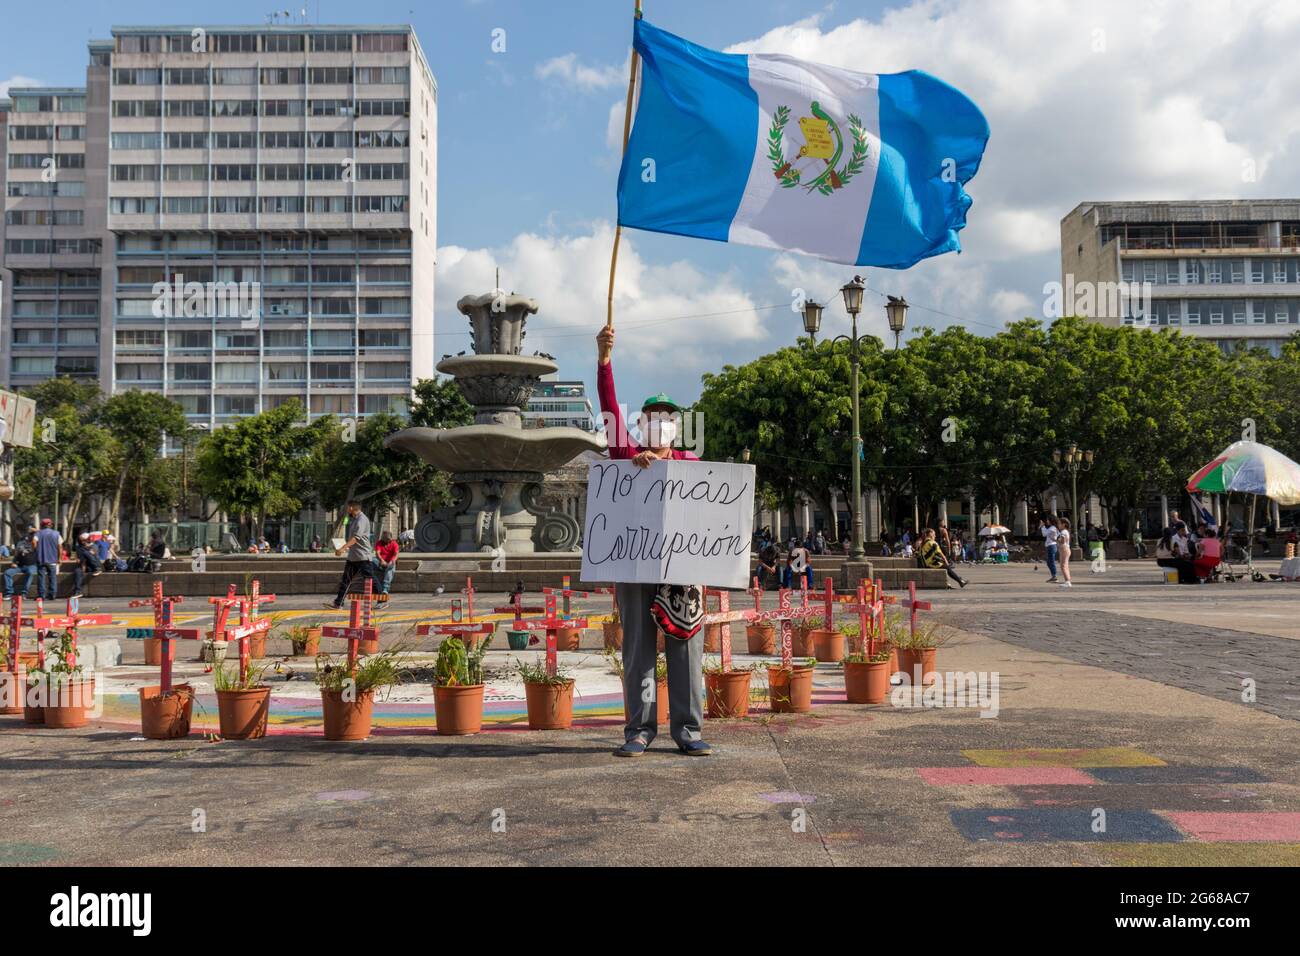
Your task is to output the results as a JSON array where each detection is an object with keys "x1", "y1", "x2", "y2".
[
  {"x1": 1, "y1": 24, "x2": 436, "y2": 429},
  {"x1": 1061, "y1": 200, "x2": 1300, "y2": 357}
]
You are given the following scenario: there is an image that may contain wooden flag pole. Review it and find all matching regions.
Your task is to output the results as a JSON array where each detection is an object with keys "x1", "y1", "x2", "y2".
[{"x1": 606, "y1": 0, "x2": 644, "y2": 329}]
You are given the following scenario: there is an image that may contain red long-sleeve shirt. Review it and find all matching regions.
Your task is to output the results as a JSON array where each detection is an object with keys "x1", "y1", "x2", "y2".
[{"x1": 596, "y1": 360, "x2": 699, "y2": 462}]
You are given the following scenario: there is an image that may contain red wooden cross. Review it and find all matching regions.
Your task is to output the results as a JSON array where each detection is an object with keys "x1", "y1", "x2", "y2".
[
  {"x1": 128, "y1": 581, "x2": 201, "y2": 692},
  {"x1": 903, "y1": 581, "x2": 933, "y2": 645},
  {"x1": 542, "y1": 574, "x2": 590, "y2": 618},
  {"x1": 492, "y1": 589, "x2": 544, "y2": 627},
  {"x1": 321, "y1": 577, "x2": 379, "y2": 673},
  {"x1": 514, "y1": 593, "x2": 588, "y2": 677},
  {"x1": 460, "y1": 576, "x2": 477, "y2": 622},
  {"x1": 700, "y1": 587, "x2": 823, "y2": 670},
  {"x1": 22, "y1": 596, "x2": 113, "y2": 670}
]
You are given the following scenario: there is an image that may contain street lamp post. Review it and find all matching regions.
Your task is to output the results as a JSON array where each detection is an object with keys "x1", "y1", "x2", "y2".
[
  {"x1": 1052, "y1": 443, "x2": 1095, "y2": 527},
  {"x1": 800, "y1": 277, "x2": 906, "y2": 560}
]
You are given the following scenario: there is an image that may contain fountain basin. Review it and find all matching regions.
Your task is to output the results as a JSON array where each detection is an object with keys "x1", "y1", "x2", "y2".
[{"x1": 384, "y1": 425, "x2": 606, "y2": 475}]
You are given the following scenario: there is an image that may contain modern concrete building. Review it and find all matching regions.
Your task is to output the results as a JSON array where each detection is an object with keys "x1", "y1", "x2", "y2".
[
  {"x1": 525, "y1": 376, "x2": 594, "y2": 431},
  {"x1": 1061, "y1": 200, "x2": 1300, "y2": 357},
  {"x1": 1, "y1": 24, "x2": 436, "y2": 429}
]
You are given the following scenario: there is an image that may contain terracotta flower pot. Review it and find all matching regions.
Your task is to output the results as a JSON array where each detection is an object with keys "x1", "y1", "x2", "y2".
[
  {"x1": 0, "y1": 666, "x2": 26, "y2": 716},
  {"x1": 143, "y1": 637, "x2": 177, "y2": 665},
  {"x1": 703, "y1": 622, "x2": 726, "y2": 653},
  {"x1": 22, "y1": 677, "x2": 45, "y2": 725},
  {"x1": 249, "y1": 631, "x2": 267, "y2": 660},
  {"x1": 45, "y1": 677, "x2": 97, "y2": 729},
  {"x1": 603, "y1": 621, "x2": 623, "y2": 650},
  {"x1": 291, "y1": 628, "x2": 322, "y2": 656},
  {"x1": 18, "y1": 652, "x2": 39, "y2": 670},
  {"x1": 524, "y1": 679, "x2": 575, "y2": 730},
  {"x1": 624, "y1": 677, "x2": 669, "y2": 726},
  {"x1": 746, "y1": 623, "x2": 776, "y2": 655},
  {"x1": 320, "y1": 687, "x2": 374, "y2": 740},
  {"x1": 767, "y1": 665, "x2": 814, "y2": 714},
  {"x1": 844, "y1": 660, "x2": 890, "y2": 704},
  {"x1": 358, "y1": 638, "x2": 380, "y2": 656},
  {"x1": 889, "y1": 646, "x2": 901, "y2": 674},
  {"x1": 216, "y1": 686, "x2": 271, "y2": 739},
  {"x1": 898, "y1": 647, "x2": 937, "y2": 685},
  {"x1": 139, "y1": 684, "x2": 194, "y2": 739},
  {"x1": 435, "y1": 683, "x2": 485, "y2": 736},
  {"x1": 706, "y1": 670, "x2": 752, "y2": 718},
  {"x1": 792, "y1": 627, "x2": 815, "y2": 658},
  {"x1": 811, "y1": 629, "x2": 845, "y2": 663}
]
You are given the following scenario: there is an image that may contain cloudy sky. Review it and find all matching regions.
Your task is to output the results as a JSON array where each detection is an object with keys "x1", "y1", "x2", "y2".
[{"x1": 4, "y1": 0, "x2": 1299, "y2": 406}]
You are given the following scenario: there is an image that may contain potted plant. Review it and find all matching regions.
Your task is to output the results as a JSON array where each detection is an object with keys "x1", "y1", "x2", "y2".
[
  {"x1": 557, "y1": 623, "x2": 583, "y2": 651},
  {"x1": 139, "y1": 683, "x2": 196, "y2": 739},
  {"x1": 843, "y1": 643, "x2": 892, "y2": 704},
  {"x1": 44, "y1": 631, "x2": 97, "y2": 729},
  {"x1": 603, "y1": 603, "x2": 623, "y2": 650},
  {"x1": 517, "y1": 659, "x2": 575, "y2": 730},
  {"x1": 810, "y1": 618, "x2": 845, "y2": 663},
  {"x1": 702, "y1": 620, "x2": 727, "y2": 653},
  {"x1": 746, "y1": 620, "x2": 776, "y2": 655},
  {"x1": 605, "y1": 649, "x2": 668, "y2": 725},
  {"x1": 704, "y1": 660, "x2": 754, "y2": 718},
  {"x1": 897, "y1": 620, "x2": 948, "y2": 686},
  {"x1": 214, "y1": 658, "x2": 272, "y2": 739},
  {"x1": 201, "y1": 635, "x2": 229, "y2": 665},
  {"x1": 767, "y1": 656, "x2": 816, "y2": 714},
  {"x1": 793, "y1": 615, "x2": 821, "y2": 657},
  {"x1": 433, "y1": 634, "x2": 493, "y2": 736},
  {"x1": 315, "y1": 648, "x2": 405, "y2": 741},
  {"x1": 506, "y1": 628, "x2": 531, "y2": 651},
  {"x1": 286, "y1": 621, "x2": 323, "y2": 657}
]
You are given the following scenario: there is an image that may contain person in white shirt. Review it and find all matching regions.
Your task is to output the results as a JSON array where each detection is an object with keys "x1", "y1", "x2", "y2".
[
  {"x1": 1056, "y1": 517, "x2": 1073, "y2": 587},
  {"x1": 1041, "y1": 516, "x2": 1060, "y2": 583}
]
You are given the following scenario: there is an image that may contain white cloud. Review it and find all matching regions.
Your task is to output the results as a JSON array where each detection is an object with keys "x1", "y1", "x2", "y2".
[
  {"x1": 0, "y1": 75, "x2": 43, "y2": 98},
  {"x1": 536, "y1": 53, "x2": 626, "y2": 92},
  {"x1": 436, "y1": 223, "x2": 767, "y2": 399}
]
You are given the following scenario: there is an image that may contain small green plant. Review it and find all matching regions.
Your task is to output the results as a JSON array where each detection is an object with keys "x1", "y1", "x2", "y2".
[
  {"x1": 801, "y1": 614, "x2": 824, "y2": 631},
  {"x1": 213, "y1": 658, "x2": 270, "y2": 691},
  {"x1": 703, "y1": 657, "x2": 756, "y2": 675},
  {"x1": 895, "y1": 618, "x2": 951, "y2": 650},
  {"x1": 315, "y1": 647, "x2": 407, "y2": 694},
  {"x1": 516, "y1": 658, "x2": 572, "y2": 685},
  {"x1": 284, "y1": 620, "x2": 322, "y2": 653},
  {"x1": 46, "y1": 631, "x2": 84, "y2": 680},
  {"x1": 434, "y1": 633, "x2": 493, "y2": 687}
]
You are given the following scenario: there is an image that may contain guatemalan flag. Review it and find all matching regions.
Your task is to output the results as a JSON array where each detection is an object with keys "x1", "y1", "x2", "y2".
[{"x1": 617, "y1": 19, "x2": 990, "y2": 269}]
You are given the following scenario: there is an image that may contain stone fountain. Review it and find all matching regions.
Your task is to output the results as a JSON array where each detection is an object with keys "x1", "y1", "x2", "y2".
[{"x1": 384, "y1": 291, "x2": 607, "y2": 553}]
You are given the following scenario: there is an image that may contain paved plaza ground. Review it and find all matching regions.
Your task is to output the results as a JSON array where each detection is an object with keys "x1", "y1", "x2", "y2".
[{"x1": 3, "y1": 558, "x2": 1300, "y2": 866}]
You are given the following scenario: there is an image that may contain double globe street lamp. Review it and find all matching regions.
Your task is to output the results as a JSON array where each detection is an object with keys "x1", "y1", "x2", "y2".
[
  {"x1": 800, "y1": 277, "x2": 908, "y2": 560},
  {"x1": 1053, "y1": 443, "x2": 1095, "y2": 528}
]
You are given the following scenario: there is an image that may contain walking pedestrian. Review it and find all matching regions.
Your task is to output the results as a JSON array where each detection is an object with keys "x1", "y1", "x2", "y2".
[
  {"x1": 373, "y1": 529, "x2": 399, "y2": 600},
  {"x1": 326, "y1": 501, "x2": 375, "y2": 610},
  {"x1": 70, "y1": 532, "x2": 102, "y2": 599},
  {"x1": 1056, "y1": 517, "x2": 1073, "y2": 588},
  {"x1": 597, "y1": 324, "x2": 710, "y2": 758},
  {"x1": 1041, "y1": 516, "x2": 1059, "y2": 583}
]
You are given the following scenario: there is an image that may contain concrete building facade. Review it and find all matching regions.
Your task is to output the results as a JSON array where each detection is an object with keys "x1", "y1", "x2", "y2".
[
  {"x1": 1, "y1": 24, "x2": 436, "y2": 431},
  {"x1": 1061, "y1": 200, "x2": 1300, "y2": 357}
]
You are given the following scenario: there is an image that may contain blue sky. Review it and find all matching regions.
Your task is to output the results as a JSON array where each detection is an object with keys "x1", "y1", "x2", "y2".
[{"x1": 5, "y1": 0, "x2": 1299, "y2": 409}]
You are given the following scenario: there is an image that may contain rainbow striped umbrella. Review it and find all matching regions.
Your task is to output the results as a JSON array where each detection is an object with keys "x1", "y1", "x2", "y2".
[{"x1": 1186, "y1": 440, "x2": 1300, "y2": 505}]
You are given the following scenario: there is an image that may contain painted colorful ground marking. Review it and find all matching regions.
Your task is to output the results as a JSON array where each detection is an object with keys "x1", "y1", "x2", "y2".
[
  {"x1": 0, "y1": 843, "x2": 59, "y2": 864},
  {"x1": 1086, "y1": 766, "x2": 1269, "y2": 785},
  {"x1": 918, "y1": 767, "x2": 1095, "y2": 786},
  {"x1": 1097, "y1": 843, "x2": 1300, "y2": 867},
  {"x1": 1165, "y1": 812, "x2": 1300, "y2": 842},
  {"x1": 949, "y1": 808, "x2": 1184, "y2": 843},
  {"x1": 962, "y1": 747, "x2": 1165, "y2": 768},
  {"x1": 1007, "y1": 785, "x2": 1281, "y2": 812}
]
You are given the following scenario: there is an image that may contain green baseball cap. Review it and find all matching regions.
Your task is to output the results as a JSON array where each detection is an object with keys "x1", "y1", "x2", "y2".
[{"x1": 641, "y1": 393, "x2": 681, "y2": 413}]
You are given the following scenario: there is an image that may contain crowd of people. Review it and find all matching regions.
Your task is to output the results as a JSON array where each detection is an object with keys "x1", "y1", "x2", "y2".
[{"x1": 1152, "y1": 510, "x2": 1222, "y2": 585}]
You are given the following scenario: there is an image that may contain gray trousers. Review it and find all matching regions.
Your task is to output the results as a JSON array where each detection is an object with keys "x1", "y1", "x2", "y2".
[{"x1": 617, "y1": 582, "x2": 703, "y2": 745}]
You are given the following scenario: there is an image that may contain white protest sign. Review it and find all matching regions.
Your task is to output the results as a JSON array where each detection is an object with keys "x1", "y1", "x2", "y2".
[{"x1": 581, "y1": 459, "x2": 755, "y2": 588}]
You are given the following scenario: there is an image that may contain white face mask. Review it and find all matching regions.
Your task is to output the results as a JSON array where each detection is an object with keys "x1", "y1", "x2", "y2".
[{"x1": 643, "y1": 414, "x2": 677, "y2": 448}]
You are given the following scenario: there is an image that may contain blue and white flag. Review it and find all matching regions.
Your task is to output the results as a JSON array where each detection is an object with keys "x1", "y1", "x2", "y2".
[{"x1": 617, "y1": 19, "x2": 990, "y2": 269}]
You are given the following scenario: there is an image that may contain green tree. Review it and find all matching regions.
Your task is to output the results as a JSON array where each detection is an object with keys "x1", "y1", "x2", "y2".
[
  {"x1": 195, "y1": 399, "x2": 332, "y2": 542},
  {"x1": 98, "y1": 390, "x2": 188, "y2": 535}
]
